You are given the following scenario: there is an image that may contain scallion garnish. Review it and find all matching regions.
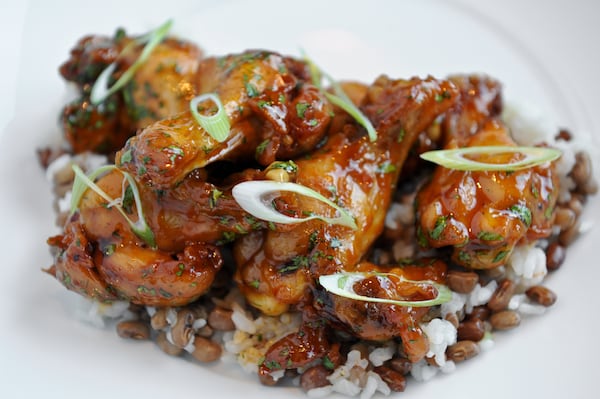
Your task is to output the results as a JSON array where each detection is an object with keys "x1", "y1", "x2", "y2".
[
  {"x1": 231, "y1": 180, "x2": 357, "y2": 230},
  {"x1": 319, "y1": 272, "x2": 452, "y2": 307},
  {"x1": 189, "y1": 93, "x2": 231, "y2": 142},
  {"x1": 90, "y1": 19, "x2": 173, "y2": 105},
  {"x1": 420, "y1": 146, "x2": 561, "y2": 171},
  {"x1": 71, "y1": 164, "x2": 156, "y2": 248},
  {"x1": 301, "y1": 51, "x2": 377, "y2": 142}
]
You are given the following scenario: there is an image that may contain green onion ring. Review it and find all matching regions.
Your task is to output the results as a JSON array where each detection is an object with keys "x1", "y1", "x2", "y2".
[
  {"x1": 189, "y1": 93, "x2": 231, "y2": 142},
  {"x1": 420, "y1": 145, "x2": 561, "y2": 171},
  {"x1": 71, "y1": 164, "x2": 156, "y2": 248},
  {"x1": 232, "y1": 180, "x2": 357, "y2": 230},
  {"x1": 90, "y1": 19, "x2": 173, "y2": 105},
  {"x1": 301, "y1": 50, "x2": 378, "y2": 142},
  {"x1": 319, "y1": 272, "x2": 452, "y2": 307}
]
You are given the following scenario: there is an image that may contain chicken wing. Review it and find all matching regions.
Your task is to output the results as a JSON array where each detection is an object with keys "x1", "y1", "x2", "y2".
[
  {"x1": 116, "y1": 51, "x2": 332, "y2": 187},
  {"x1": 47, "y1": 169, "x2": 224, "y2": 306},
  {"x1": 59, "y1": 30, "x2": 203, "y2": 153},
  {"x1": 416, "y1": 75, "x2": 559, "y2": 269}
]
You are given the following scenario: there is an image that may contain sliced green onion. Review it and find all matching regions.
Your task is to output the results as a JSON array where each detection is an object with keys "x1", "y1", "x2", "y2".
[
  {"x1": 71, "y1": 164, "x2": 156, "y2": 248},
  {"x1": 323, "y1": 93, "x2": 378, "y2": 142},
  {"x1": 319, "y1": 272, "x2": 452, "y2": 307},
  {"x1": 189, "y1": 93, "x2": 231, "y2": 142},
  {"x1": 420, "y1": 146, "x2": 561, "y2": 171},
  {"x1": 70, "y1": 165, "x2": 115, "y2": 214},
  {"x1": 231, "y1": 180, "x2": 357, "y2": 230},
  {"x1": 301, "y1": 50, "x2": 377, "y2": 142},
  {"x1": 90, "y1": 19, "x2": 173, "y2": 105}
]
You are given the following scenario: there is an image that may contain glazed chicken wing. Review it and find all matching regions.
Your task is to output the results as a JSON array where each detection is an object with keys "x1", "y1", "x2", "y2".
[
  {"x1": 416, "y1": 76, "x2": 559, "y2": 269},
  {"x1": 116, "y1": 51, "x2": 332, "y2": 187},
  {"x1": 60, "y1": 30, "x2": 203, "y2": 154},
  {"x1": 46, "y1": 160, "x2": 285, "y2": 305},
  {"x1": 47, "y1": 170, "x2": 223, "y2": 306}
]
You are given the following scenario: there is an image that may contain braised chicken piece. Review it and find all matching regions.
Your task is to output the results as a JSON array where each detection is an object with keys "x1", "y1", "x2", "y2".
[
  {"x1": 46, "y1": 160, "x2": 285, "y2": 304},
  {"x1": 416, "y1": 76, "x2": 559, "y2": 269},
  {"x1": 139, "y1": 167, "x2": 273, "y2": 252},
  {"x1": 234, "y1": 75, "x2": 458, "y2": 316},
  {"x1": 258, "y1": 259, "x2": 448, "y2": 379},
  {"x1": 47, "y1": 170, "x2": 224, "y2": 306},
  {"x1": 117, "y1": 51, "x2": 332, "y2": 187},
  {"x1": 59, "y1": 30, "x2": 203, "y2": 153},
  {"x1": 315, "y1": 259, "x2": 447, "y2": 362}
]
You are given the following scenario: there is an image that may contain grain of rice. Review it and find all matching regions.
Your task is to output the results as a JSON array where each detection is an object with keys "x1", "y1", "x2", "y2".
[
  {"x1": 57, "y1": 191, "x2": 72, "y2": 213},
  {"x1": 360, "y1": 372, "x2": 390, "y2": 399},
  {"x1": 231, "y1": 303, "x2": 257, "y2": 334},
  {"x1": 73, "y1": 297, "x2": 131, "y2": 328},
  {"x1": 508, "y1": 294, "x2": 526, "y2": 310},
  {"x1": 441, "y1": 292, "x2": 467, "y2": 317},
  {"x1": 465, "y1": 281, "x2": 497, "y2": 313},
  {"x1": 270, "y1": 369, "x2": 285, "y2": 382},
  {"x1": 518, "y1": 302, "x2": 547, "y2": 316},
  {"x1": 410, "y1": 360, "x2": 440, "y2": 382},
  {"x1": 165, "y1": 308, "x2": 177, "y2": 326},
  {"x1": 45, "y1": 153, "x2": 72, "y2": 182},
  {"x1": 183, "y1": 337, "x2": 196, "y2": 353},
  {"x1": 440, "y1": 360, "x2": 456, "y2": 374},
  {"x1": 421, "y1": 318, "x2": 457, "y2": 367},
  {"x1": 192, "y1": 318, "x2": 207, "y2": 330},
  {"x1": 507, "y1": 245, "x2": 547, "y2": 288},
  {"x1": 368, "y1": 343, "x2": 396, "y2": 367},
  {"x1": 331, "y1": 379, "x2": 361, "y2": 397},
  {"x1": 315, "y1": 349, "x2": 394, "y2": 399}
]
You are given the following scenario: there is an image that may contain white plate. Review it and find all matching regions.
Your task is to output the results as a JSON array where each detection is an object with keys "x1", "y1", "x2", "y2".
[{"x1": 1, "y1": 0, "x2": 598, "y2": 398}]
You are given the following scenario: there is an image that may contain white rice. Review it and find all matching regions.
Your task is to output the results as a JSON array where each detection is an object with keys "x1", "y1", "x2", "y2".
[
  {"x1": 508, "y1": 293, "x2": 526, "y2": 311},
  {"x1": 465, "y1": 281, "x2": 498, "y2": 313},
  {"x1": 506, "y1": 244, "x2": 547, "y2": 288},
  {"x1": 72, "y1": 296, "x2": 131, "y2": 328},
  {"x1": 46, "y1": 151, "x2": 110, "y2": 216},
  {"x1": 165, "y1": 307, "x2": 178, "y2": 326},
  {"x1": 415, "y1": 359, "x2": 458, "y2": 381},
  {"x1": 308, "y1": 350, "x2": 392, "y2": 399},
  {"x1": 222, "y1": 299, "x2": 302, "y2": 375},
  {"x1": 420, "y1": 318, "x2": 457, "y2": 367},
  {"x1": 46, "y1": 151, "x2": 109, "y2": 183},
  {"x1": 368, "y1": 343, "x2": 396, "y2": 367},
  {"x1": 504, "y1": 99, "x2": 598, "y2": 202},
  {"x1": 45, "y1": 153, "x2": 73, "y2": 182},
  {"x1": 230, "y1": 302, "x2": 257, "y2": 334}
]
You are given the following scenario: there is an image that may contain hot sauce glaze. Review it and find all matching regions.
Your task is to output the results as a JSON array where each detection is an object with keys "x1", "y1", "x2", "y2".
[{"x1": 417, "y1": 120, "x2": 559, "y2": 269}]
